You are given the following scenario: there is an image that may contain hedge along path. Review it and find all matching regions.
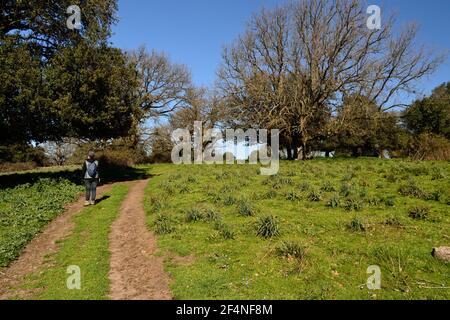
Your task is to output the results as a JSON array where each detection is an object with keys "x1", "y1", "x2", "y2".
[
  {"x1": 108, "y1": 179, "x2": 172, "y2": 300},
  {"x1": 0, "y1": 183, "x2": 114, "y2": 300}
]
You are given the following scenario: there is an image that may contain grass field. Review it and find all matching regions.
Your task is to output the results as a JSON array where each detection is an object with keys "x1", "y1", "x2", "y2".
[
  {"x1": 144, "y1": 159, "x2": 450, "y2": 299},
  {"x1": 0, "y1": 178, "x2": 81, "y2": 267}
]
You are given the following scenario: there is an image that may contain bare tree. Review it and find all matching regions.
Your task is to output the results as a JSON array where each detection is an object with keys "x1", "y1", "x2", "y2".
[
  {"x1": 218, "y1": 0, "x2": 444, "y2": 159},
  {"x1": 128, "y1": 46, "x2": 193, "y2": 119}
]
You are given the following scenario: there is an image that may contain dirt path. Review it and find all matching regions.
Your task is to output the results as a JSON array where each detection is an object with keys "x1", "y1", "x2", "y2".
[
  {"x1": 108, "y1": 179, "x2": 172, "y2": 300},
  {"x1": 0, "y1": 184, "x2": 114, "y2": 300}
]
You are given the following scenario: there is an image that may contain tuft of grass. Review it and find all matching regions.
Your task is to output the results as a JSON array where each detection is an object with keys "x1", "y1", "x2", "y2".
[
  {"x1": 347, "y1": 217, "x2": 366, "y2": 232},
  {"x1": 298, "y1": 182, "x2": 310, "y2": 192},
  {"x1": 155, "y1": 214, "x2": 175, "y2": 235},
  {"x1": 384, "y1": 215, "x2": 402, "y2": 227},
  {"x1": 204, "y1": 209, "x2": 221, "y2": 223},
  {"x1": 237, "y1": 199, "x2": 256, "y2": 216},
  {"x1": 383, "y1": 196, "x2": 396, "y2": 207},
  {"x1": 285, "y1": 190, "x2": 301, "y2": 202},
  {"x1": 408, "y1": 205, "x2": 430, "y2": 220},
  {"x1": 342, "y1": 197, "x2": 363, "y2": 211},
  {"x1": 321, "y1": 181, "x2": 336, "y2": 192},
  {"x1": 178, "y1": 184, "x2": 191, "y2": 194},
  {"x1": 327, "y1": 194, "x2": 340, "y2": 208},
  {"x1": 398, "y1": 180, "x2": 427, "y2": 199},
  {"x1": 307, "y1": 190, "x2": 322, "y2": 202},
  {"x1": 263, "y1": 190, "x2": 277, "y2": 199},
  {"x1": 275, "y1": 241, "x2": 307, "y2": 261},
  {"x1": 223, "y1": 194, "x2": 237, "y2": 206},
  {"x1": 185, "y1": 208, "x2": 204, "y2": 222},
  {"x1": 256, "y1": 215, "x2": 280, "y2": 239}
]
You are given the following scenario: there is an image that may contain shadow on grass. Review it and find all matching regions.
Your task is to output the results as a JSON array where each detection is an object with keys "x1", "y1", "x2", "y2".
[{"x1": 0, "y1": 166, "x2": 152, "y2": 190}]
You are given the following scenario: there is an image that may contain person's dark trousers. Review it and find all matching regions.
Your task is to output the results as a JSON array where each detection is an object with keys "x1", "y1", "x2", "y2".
[{"x1": 85, "y1": 178, "x2": 98, "y2": 201}]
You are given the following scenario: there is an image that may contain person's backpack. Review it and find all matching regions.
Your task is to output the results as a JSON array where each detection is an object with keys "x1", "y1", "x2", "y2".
[{"x1": 86, "y1": 160, "x2": 98, "y2": 178}]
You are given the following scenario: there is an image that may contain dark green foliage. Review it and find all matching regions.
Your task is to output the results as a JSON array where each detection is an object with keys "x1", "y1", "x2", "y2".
[
  {"x1": 45, "y1": 43, "x2": 138, "y2": 141},
  {"x1": 256, "y1": 215, "x2": 280, "y2": 239},
  {"x1": 179, "y1": 184, "x2": 191, "y2": 194},
  {"x1": 0, "y1": 178, "x2": 81, "y2": 267},
  {"x1": 403, "y1": 82, "x2": 450, "y2": 139}
]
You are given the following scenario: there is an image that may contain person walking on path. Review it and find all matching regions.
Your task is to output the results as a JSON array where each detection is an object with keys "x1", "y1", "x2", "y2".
[{"x1": 82, "y1": 151, "x2": 100, "y2": 206}]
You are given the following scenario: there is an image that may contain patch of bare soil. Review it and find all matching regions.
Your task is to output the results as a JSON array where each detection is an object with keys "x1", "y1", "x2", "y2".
[
  {"x1": 0, "y1": 184, "x2": 114, "y2": 300},
  {"x1": 108, "y1": 179, "x2": 172, "y2": 300}
]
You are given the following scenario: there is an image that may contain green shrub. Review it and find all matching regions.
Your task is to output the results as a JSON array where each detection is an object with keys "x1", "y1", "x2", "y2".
[
  {"x1": 256, "y1": 215, "x2": 280, "y2": 239},
  {"x1": 340, "y1": 183, "x2": 354, "y2": 197}
]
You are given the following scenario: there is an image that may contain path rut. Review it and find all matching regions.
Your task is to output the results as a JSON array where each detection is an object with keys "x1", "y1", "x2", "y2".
[{"x1": 108, "y1": 179, "x2": 172, "y2": 300}]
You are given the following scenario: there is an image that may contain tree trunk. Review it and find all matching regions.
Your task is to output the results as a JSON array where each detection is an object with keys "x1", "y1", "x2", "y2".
[
  {"x1": 286, "y1": 146, "x2": 292, "y2": 160},
  {"x1": 301, "y1": 141, "x2": 307, "y2": 160},
  {"x1": 293, "y1": 143, "x2": 299, "y2": 160}
]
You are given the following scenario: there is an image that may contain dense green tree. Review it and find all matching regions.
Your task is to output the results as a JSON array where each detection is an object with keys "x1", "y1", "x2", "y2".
[
  {"x1": 403, "y1": 83, "x2": 450, "y2": 139},
  {"x1": 330, "y1": 96, "x2": 403, "y2": 157},
  {"x1": 44, "y1": 42, "x2": 139, "y2": 141},
  {"x1": 0, "y1": 37, "x2": 52, "y2": 145},
  {"x1": 1, "y1": 0, "x2": 118, "y2": 57}
]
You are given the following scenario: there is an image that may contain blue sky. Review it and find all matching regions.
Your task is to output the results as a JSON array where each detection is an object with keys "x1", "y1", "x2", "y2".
[{"x1": 111, "y1": 0, "x2": 450, "y2": 99}]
